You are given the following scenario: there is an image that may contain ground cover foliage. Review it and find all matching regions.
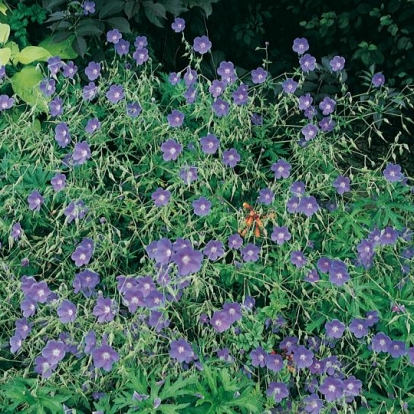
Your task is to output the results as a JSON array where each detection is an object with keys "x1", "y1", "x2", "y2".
[{"x1": 0, "y1": 12, "x2": 414, "y2": 414}]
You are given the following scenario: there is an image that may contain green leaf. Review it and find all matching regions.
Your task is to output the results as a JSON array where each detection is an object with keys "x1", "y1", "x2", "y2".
[
  {"x1": 13, "y1": 46, "x2": 52, "y2": 64},
  {"x1": 38, "y1": 35, "x2": 78, "y2": 59},
  {"x1": 143, "y1": 1, "x2": 166, "y2": 28},
  {"x1": 76, "y1": 19, "x2": 105, "y2": 36},
  {"x1": 72, "y1": 35, "x2": 87, "y2": 57},
  {"x1": 124, "y1": 1, "x2": 140, "y2": 20},
  {"x1": 0, "y1": 46, "x2": 11, "y2": 65},
  {"x1": 0, "y1": 22, "x2": 10, "y2": 43},
  {"x1": 106, "y1": 17, "x2": 131, "y2": 33},
  {"x1": 99, "y1": 1, "x2": 125, "y2": 18},
  {"x1": 11, "y1": 66, "x2": 48, "y2": 110},
  {"x1": 0, "y1": 1, "x2": 7, "y2": 15}
]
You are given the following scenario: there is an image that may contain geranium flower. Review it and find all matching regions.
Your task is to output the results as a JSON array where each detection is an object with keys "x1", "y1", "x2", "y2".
[
  {"x1": 325, "y1": 319, "x2": 345, "y2": 339},
  {"x1": 93, "y1": 297, "x2": 116, "y2": 323},
  {"x1": 161, "y1": 138, "x2": 182, "y2": 161},
  {"x1": 34, "y1": 356, "x2": 57, "y2": 379},
  {"x1": 282, "y1": 78, "x2": 298, "y2": 94},
  {"x1": 133, "y1": 48, "x2": 149, "y2": 65},
  {"x1": 299, "y1": 54, "x2": 316, "y2": 72},
  {"x1": 57, "y1": 300, "x2": 77, "y2": 323},
  {"x1": 27, "y1": 190, "x2": 44, "y2": 212},
  {"x1": 271, "y1": 159, "x2": 291, "y2": 179},
  {"x1": 330, "y1": 56, "x2": 345, "y2": 72},
  {"x1": 200, "y1": 133, "x2": 219, "y2": 154},
  {"x1": 167, "y1": 110, "x2": 185, "y2": 127},
  {"x1": 301, "y1": 123, "x2": 319, "y2": 141},
  {"x1": 210, "y1": 310, "x2": 232, "y2": 333},
  {"x1": 203, "y1": 240, "x2": 224, "y2": 260},
  {"x1": 193, "y1": 35, "x2": 212, "y2": 54},
  {"x1": 51, "y1": 173, "x2": 66, "y2": 191},
  {"x1": 318, "y1": 377, "x2": 343, "y2": 402},
  {"x1": 72, "y1": 141, "x2": 91, "y2": 165},
  {"x1": 348, "y1": 318, "x2": 368, "y2": 338},
  {"x1": 266, "y1": 382, "x2": 289, "y2": 403},
  {"x1": 73, "y1": 269, "x2": 100, "y2": 296},
  {"x1": 172, "y1": 17, "x2": 185, "y2": 33},
  {"x1": 217, "y1": 61, "x2": 236, "y2": 83},
  {"x1": 107, "y1": 29, "x2": 122, "y2": 44},
  {"x1": 212, "y1": 98, "x2": 229, "y2": 117},
  {"x1": 134, "y1": 36, "x2": 148, "y2": 49},
  {"x1": 85, "y1": 62, "x2": 101, "y2": 81},
  {"x1": 39, "y1": 79, "x2": 56, "y2": 97},
  {"x1": 172, "y1": 247, "x2": 203, "y2": 276},
  {"x1": 271, "y1": 226, "x2": 291, "y2": 245},
  {"x1": 42, "y1": 340, "x2": 66, "y2": 365},
  {"x1": 251, "y1": 67, "x2": 267, "y2": 84},
  {"x1": 333, "y1": 175, "x2": 351, "y2": 194},
  {"x1": 192, "y1": 196, "x2": 212, "y2": 216},
  {"x1": 372, "y1": 72, "x2": 385, "y2": 87},
  {"x1": 222, "y1": 148, "x2": 240, "y2": 167},
  {"x1": 292, "y1": 37, "x2": 309, "y2": 54},
  {"x1": 170, "y1": 338, "x2": 194, "y2": 363},
  {"x1": 151, "y1": 188, "x2": 171, "y2": 207},
  {"x1": 228, "y1": 233, "x2": 243, "y2": 250},
  {"x1": 63, "y1": 61, "x2": 77, "y2": 78},
  {"x1": 92, "y1": 343, "x2": 119, "y2": 372},
  {"x1": 106, "y1": 84, "x2": 124, "y2": 104},
  {"x1": 240, "y1": 243, "x2": 260, "y2": 262},
  {"x1": 319, "y1": 97, "x2": 336, "y2": 115}
]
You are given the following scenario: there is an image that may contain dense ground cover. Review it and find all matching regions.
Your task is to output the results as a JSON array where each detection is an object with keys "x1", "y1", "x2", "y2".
[{"x1": 1, "y1": 12, "x2": 414, "y2": 414}]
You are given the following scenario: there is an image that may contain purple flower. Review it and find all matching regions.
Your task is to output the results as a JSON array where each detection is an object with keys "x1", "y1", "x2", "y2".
[
  {"x1": 384, "y1": 163, "x2": 404, "y2": 182},
  {"x1": 380, "y1": 226, "x2": 399, "y2": 245},
  {"x1": 217, "y1": 348, "x2": 233, "y2": 363},
  {"x1": 172, "y1": 17, "x2": 185, "y2": 33},
  {"x1": 71, "y1": 238, "x2": 94, "y2": 267},
  {"x1": 154, "y1": 238, "x2": 173, "y2": 265},
  {"x1": 319, "y1": 97, "x2": 336, "y2": 115},
  {"x1": 250, "y1": 346, "x2": 267, "y2": 367},
  {"x1": 389, "y1": 340, "x2": 406, "y2": 358},
  {"x1": 107, "y1": 29, "x2": 122, "y2": 44},
  {"x1": 298, "y1": 196, "x2": 319, "y2": 217},
  {"x1": 232, "y1": 84, "x2": 249, "y2": 105},
  {"x1": 286, "y1": 196, "x2": 300, "y2": 213},
  {"x1": 82, "y1": 1, "x2": 95, "y2": 15},
  {"x1": 267, "y1": 382, "x2": 289, "y2": 403},
  {"x1": 21, "y1": 297, "x2": 37, "y2": 317},
  {"x1": 251, "y1": 67, "x2": 267, "y2": 84},
  {"x1": 123, "y1": 288, "x2": 145, "y2": 313},
  {"x1": 34, "y1": 356, "x2": 57, "y2": 378},
  {"x1": 85, "y1": 62, "x2": 101, "y2": 81},
  {"x1": 304, "y1": 394, "x2": 324, "y2": 414},
  {"x1": 301, "y1": 124, "x2": 319, "y2": 141},
  {"x1": 251, "y1": 113, "x2": 263, "y2": 125},
  {"x1": 114, "y1": 39, "x2": 130, "y2": 56},
  {"x1": 293, "y1": 345, "x2": 314, "y2": 369},
  {"x1": 151, "y1": 188, "x2": 171, "y2": 207},
  {"x1": 266, "y1": 353, "x2": 284, "y2": 372},
  {"x1": 85, "y1": 117, "x2": 101, "y2": 134},
  {"x1": 228, "y1": 233, "x2": 243, "y2": 250},
  {"x1": 148, "y1": 310, "x2": 169, "y2": 331},
  {"x1": 304, "y1": 105, "x2": 318, "y2": 119},
  {"x1": 209, "y1": 80, "x2": 225, "y2": 98},
  {"x1": 28, "y1": 190, "x2": 44, "y2": 212},
  {"x1": 172, "y1": 247, "x2": 203, "y2": 276},
  {"x1": 365, "y1": 310, "x2": 379, "y2": 327},
  {"x1": 292, "y1": 38, "x2": 309, "y2": 54},
  {"x1": 39, "y1": 79, "x2": 56, "y2": 97},
  {"x1": 167, "y1": 110, "x2": 184, "y2": 127},
  {"x1": 133, "y1": 48, "x2": 149, "y2": 65},
  {"x1": 240, "y1": 243, "x2": 260, "y2": 262},
  {"x1": 84, "y1": 330, "x2": 96, "y2": 354},
  {"x1": 15, "y1": 317, "x2": 31, "y2": 339},
  {"x1": 200, "y1": 133, "x2": 219, "y2": 154},
  {"x1": 193, "y1": 196, "x2": 212, "y2": 216},
  {"x1": 57, "y1": 300, "x2": 77, "y2": 323},
  {"x1": 106, "y1": 84, "x2": 124, "y2": 104},
  {"x1": 372, "y1": 72, "x2": 385, "y2": 87},
  {"x1": 83, "y1": 82, "x2": 98, "y2": 101},
  {"x1": 161, "y1": 139, "x2": 183, "y2": 161},
  {"x1": 55, "y1": 122, "x2": 71, "y2": 148},
  {"x1": 92, "y1": 343, "x2": 119, "y2": 371},
  {"x1": 193, "y1": 35, "x2": 212, "y2": 54},
  {"x1": 271, "y1": 159, "x2": 291, "y2": 179},
  {"x1": 93, "y1": 297, "x2": 116, "y2": 323},
  {"x1": 304, "y1": 269, "x2": 320, "y2": 283},
  {"x1": 271, "y1": 226, "x2": 291, "y2": 245},
  {"x1": 258, "y1": 188, "x2": 274, "y2": 205},
  {"x1": 134, "y1": 36, "x2": 148, "y2": 49},
  {"x1": 11, "y1": 222, "x2": 23, "y2": 240},
  {"x1": 300, "y1": 54, "x2": 316, "y2": 72},
  {"x1": 299, "y1": 94, "x2": 313, "y2": 111},
  {"x1": 317, "y1": 257, "x2": 331, "y2": 273},
  {"x1": 50, "y1": 173, "x2": 66, "y2": 192},
  {"x1": 210, "y1": 310, "x2": 232, "y2": 333},
  {"x1": 330, "y1": 56, "x2": 346, "y2": 72},
  {"x1": 222, "y1": 148, "x2": 240, "y2": 168},
  {"x1": 319, "y1": 116, "x2": 336, "y2": 132},
  {"x1": 217, "y1": 61, "x2": 236, "y2": 83},
  {"x1": 184, "y1": 86, "x2": 197, "y2": 104},
  {"x1": 42, "y1": 340, "x2": 65, "y2": 365},
  {"x1": 73, "y1": 269, "x2": 100, "y2": 296},
  {"x1": 203, "y1": 240, "x2": 224, "y2": 260},
  {"x1": 73, "y1": 141, "x2": 91, "y2": 165},
  {"x1": 349, "y1": 318, "x2": 368, "y2": 338},
  {"x1": 184, "y1": 67, "x2": 197, "y2": 86},
  {"x1": 223, "y1": 302, "x2": 241, "y2": 324},
  {"x1": 319, "y1": 377, "x2": 343, "y2": 402},
  {"x1": 10, "y1": 334, "x2": 23, "y2": 354},
  {"x1": 371, "y1": 332, "x2": 391, "y2": 353},
  {"x1": 127, "y1": 102, "x2": 142, "y2": 117},
  {"x1": 212, "y1": 98, "x2": 230, "y2": 117},
  {"x1": 179, "y1": 166, "x2": 198, "y2": 184},
  {"x1": 282, "y1": 78, "x2": 298, "y2": 94},
  {"x1": 290, "y1": 181, "x2": 305, "y2": 196},
  {"x1": 291, "y1": 250, "x2": 307, "y2": 268},
  {"x1": 0, "y1": 94, "x2": 14, "y2": 111},
  {"x1": 333, "y1": 175, "x2": 351, "y2": 195},
  {"x1": 170, "y1": 338, "x2": 194, "y2": 363},
  {"x1": 343, "y1": 376, "x2": 362, "y2": 398},
  {"x1": 243, "y1": 295, "x2": 255, "y2": 310},
  {"x1": 0, "y1": 65, "x2": 5, "y2": 79},
  {"x1": 64, "y1": 200, "x2": 88, "y2": 223},
  {"x1": 62, "y1": 61, "x2": 77, "y2": 79},
  {"x1": 329, "y1": 259, "x2": 350, "y2": 286},
  {"x1": 47, "y1": 56, "x2": 62, "y2": 75},
  {"x1": 325, "y1": 319, "x2": 345, "y2": 339},
  {"x1": 49, "y1": 97, "x2": 63, "y2": 117}
]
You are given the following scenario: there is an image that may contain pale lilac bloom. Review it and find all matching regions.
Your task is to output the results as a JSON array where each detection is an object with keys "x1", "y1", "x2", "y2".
[
  {"x1": 380, "y1": 226, "x2": 399, "y2": 245},
  {"x1": 72, "y1": 141, "x2": 91, "y2": 165},
  {"x1": 250, "y1": 346, "x2": 267, "y2": 367},
  {"x1": 349, "y1": 318, "x2": 368, "y2": 338},
  {"x1": 47, "y1": 56, "x2": 62, "y2": 75},
  {"x1": 28, "y1": 190, "x2": 44, "y2": 212},
  {"x1": 92, "y1": 343, "x2": 119, "y2": 371},
  {"x1": 50, "y1": 173, "x2": 66, "y2": 192},
  {"x1": 343, "y1": 376, "x2": 362, "y2": 398},
  {"x1": 293, "y1": 345, "x2": 314, "y2": 369},
  {"x1": 57, "y1": 300, "x2": 77, "y2": 323},
  {"x1": 299, "y1": 94, "x2": 313, "y2": 110},
  {"x1": 106, "y1": 84, "x2": 124, "y2": 104},
  {"x1": 50, "y1": 97, "x2": 63, "y2": 117},
  {"x1": 329, "y1": 259, "x2": 350, "y2": 286},
  {"x1": 85, "y1": 62, "x2": 101, "y2": 81},
  {"x1": 301, "y1": 124, "x2": 319, "y2": 140},
  {"x1": 184, "y1": 86, "x2": 196, "y2": 103},
  {"x1": 39, "y1": 79, "x2": 56, "y2": 97},
  {"x1": 62, "y1": 61, "x2": 78, "y2": 79},
  {"x1": 267, "y1": 382, "x2": 289, "y2": 403},
  {"x1": 372, "y1": 72, "x2": 385, "y2": 87},
  {"x1": 251, "y1": 67, "x2": 267, "y2": 84},
  {"x1": 172, "y1": 17, "x2": 185, "y2": 33},
  {"x1": 317, "y1": 257, "x2": 331, "y2": 273},
  {"x1": 330, "y1": 56, "x2": 346, "y2": 72},
  {"x1": 184, "y1": 67, "x2": 197, "y2": 86},
  {"x1": 282, "y1": 78, "x2": 298, "y2": 94},
  {"x1": 83, "y1": 82, "x2": 98, "y2": 101},
  {"x1": 271, "y1": 226, "x2": 291, "y2": 245},
  {"x1": 167, "y1": 110, "x2": 185, "y2": 127},
  {"x1": 290, "y1": 181, "x2": 306, "y2": 196},
  {"x1": 107, "y1": 29, "x2": 122, "y2": 44},
  {"x1": 292, "y1": 38, "x2": 309, "y2": 54},
  {"x1": 200, "y1": 133, "x2": 219, "y2": 154},
  {"x1": 64, "y1": 200, "x2": 88, "y2": 223},
  {"x1": 319, "y1": 377, "x2": 343, "y2": 402},
  {"x1": 258, "y1": 188, "x2": 274, "y2": 205},
  {"x1": 15, "y1": 317, "x2": 31, "y2": 339},
  {"x1": 333, "y1": 175, "x2": 351, "y2": 194},
  {"x1": 210, "y1": 310, "x2": 232, "y2": 333},
  {"x1": 82, "y1": 1, "x2": 95, "y2": 15},
  {"x1": 228, "y1": 233, "x2": 243, "y2": 250},
  {"x1": 93, "y1": 297, "x2": 116, "y2": 323},
  {"x1": 85, "y1": 118, "x2": 101, "y2": 134},
  {"x1": 34, "y1": 355, "x2": 57, "y2": 378},
  {"x1": 11, "y1": 222, "x2": 23, "y2": 240},
  {"x1": 222, "y1": 148, "x2": 240, "y2": 167},
  {"x1": 133, "y1": 48, "x2": 149, "y2": 65},
  {"x1": 55, "y1": 122, "x2": 71, "y2": 148},
  {"x1": 73, "y1": 269, "x2": 100, "y2": 296},
  {"x1": 286, "y1": 196, "x2": 300, "y2": 213},
  {"x1": 304, "y1": 105, "x2": 318, "y2": 119},
  {"x1": 388, "y1": 340, "x2": 406, "y2": 358},
  {"x1": 319, "y1": 116, "x2": 336, "y2": 132},
  {"x1": 151, "y1": 188, "x2": 171, "y2": 207},
  {"x1": 223, "y1": 302, "x2": 241, "y2": 324},
  {"x1": 209, "y1": 80, "x2": 225, "y2": 97},
  {"x1": 154, "y1": 238, "x2": 173, "y2": 265},
  {"x1": 179, "y1": 166, "x2": 198, "y2": 184},
  {"x1": 212, "y1": 98, "x2": 229, "y2": 117},
  {"x1": 325, "y1": 319, "x2": 345, "y2": 339},
  {"x1": 240, "y1": 243, "x2": 260, "y2": 262},
  {"x1": 291, "y1": 250, "x2": 307, "y2": 268},
  {"x1": 193, "y1": 35, "x2": 212, "y2": 54},
  {"x1": 161, "y1": 139, "x2": 183, "y2": 161},
  {"x1": 127, "y1": 102, "x2": 142, "y2": 117},
  {"x1": 134, "y1": 36, "x2": 148, "y2": 49},
  {"x1": 305, "y1": 269, "x2": 319, "y2": 283},
  {"x1": 21, "y1": 297, "x2": 37, "y2": 317},
  {"x1": 304, "y1": 394, "x2": 324, "y2": 413},
  {"x1": 300, "y1": 54, "x2": 316, "y2": 72},
  {"x1": 232, "y1": 84, "x2": 248, "y2": 105},
  {"x1": 170, "y1": 338, "x2": 194, "y2": 363},
  {"x1": 10, "y1": 334, "x2": 23, "y2": 354},
  {"x1": 271, "y1": 159, "x2": 291, "y2": 179},
  {"x1": 266, "y1": 353, "x2": 284, "y2": 372},
  {"x1": 217, "y1": 61, "x2": 236, "y2": 83},
  {"x1": 172, "y1": 247, "x2": 203, "y2": 276},
  {"x1": 192, "y1": 196, "x2": 212, "y2": 216},
  {"x1": 371, "y1": 332, "x2": 391, "y2": 352},
  {"x1": 203, "y1": 240, "x2": 224, "y2": 260},
  {"x1": 148, "y1": 310, "x2": 169, "y2": 331},
  {"x1": 298, "y1": 196, "x2": 319, "y2": 217},
  {"x1": 71, "y1": 238, "x2": 94, "y2": 267},
  {"x1": 319, "y1": 97, "x2": 336, "y2": 115},
  {"x1": 123, "y1": 288, "x2": 145, "y2": 313},
  {"x1": 42, "y1": 340, "x2": 66, "y2": 365}
]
